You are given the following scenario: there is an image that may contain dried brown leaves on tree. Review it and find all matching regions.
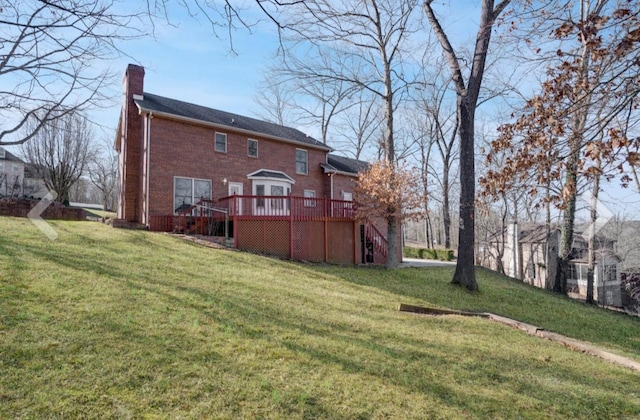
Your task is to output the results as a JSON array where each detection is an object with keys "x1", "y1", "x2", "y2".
[
  {"x1": 481, "y1": 1, "x2": 640, "y2": 295},
  {"x1": 481, "y1": 3, "x2": 640, "y2": 206},
  {"x1": 354, "y1": 161, "x2": 425, "y2": 224}
]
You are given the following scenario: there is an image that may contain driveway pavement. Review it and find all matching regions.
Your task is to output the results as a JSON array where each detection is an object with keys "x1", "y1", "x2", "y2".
[{"x1": 399, "y1": 258, "x2": 456, "y2": 268}]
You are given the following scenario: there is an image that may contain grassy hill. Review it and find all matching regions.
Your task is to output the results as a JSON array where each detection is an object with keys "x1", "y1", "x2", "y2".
[{"x1": 1, "y1": 216, "x2": 639, "y2": 418}]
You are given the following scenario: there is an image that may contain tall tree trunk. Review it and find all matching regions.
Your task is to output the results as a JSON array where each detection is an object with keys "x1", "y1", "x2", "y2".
[
  {"x1": 451, "y1": 99, "x2": 477, "y2": 291},
  {"x1": 555, "y1": 159, "x2": 578, "y2": 294},
  {"x1": 425, "y1": 0, "x2": 511, "y2": 291},
  {"x1": 442, "y1": 162, "x2": 451, "y2": 249},
  {"x1": 545, "y1": 178, "x2": 554, "y2": 290},
  {"x1": 586, "y1": 167, "x2": 601, "y2": 304},
  {"x1": 383, "y1": 49, "x2": 399, "y2": 268},
  {"x1": 555, "y1": 1, "x2": 596, "y2": 294},
  {"x1": 387, "y1": 215, "x2": 399, "y2": 267}
]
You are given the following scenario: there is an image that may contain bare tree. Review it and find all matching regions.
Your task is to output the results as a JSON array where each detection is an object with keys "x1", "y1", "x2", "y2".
[
  {"x1": 252, "y1": 70, "x2": 298, "y2": 126},
  {"x1": 89, "y1": 138, "x2": 118, "y2": 211},
  {"x1": 332, "y1": 89, "x2": 384, "y2": 160},
  {"x1": 272, "y1": 0, "x2": 421, "y2": 268},
  {"x1": 0, "y1": 1, "x2": 149, "y2": 146},
  {"x1": 424, "y1": 0, "x2": 512, "y2": 291},
  {"x1": 483, "y1": 0, "x2": 640, "y2": 296},
  {"x1": 0, "y1": 172, "x2": 23, "y2": 198},
  {"x1": 21, "y1": 112, "x2": 95, "y2": 204},
  {"x1": 415, "y1": 74, "x2": 460, "y2": 250}
]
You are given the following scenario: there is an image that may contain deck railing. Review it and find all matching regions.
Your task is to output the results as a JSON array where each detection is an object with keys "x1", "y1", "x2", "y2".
[
  {"x1": 216, "y1": 195, "x2": 355, "y2": 220},
  {"x1": 365, "y1": 223, "x2": 388, "y2": 258},
  {"x1": 148, "y1": 195, "x2": 389, "y2": 265}
]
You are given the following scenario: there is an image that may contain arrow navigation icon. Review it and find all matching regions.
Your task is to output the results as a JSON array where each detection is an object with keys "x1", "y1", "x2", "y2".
[{"x1": 27, "y1": 191, "x2": 59, "y2": 241}]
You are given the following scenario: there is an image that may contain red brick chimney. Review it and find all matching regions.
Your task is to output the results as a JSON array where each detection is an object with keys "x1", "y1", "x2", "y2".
[{"x1": 118, "y1": 64, "x2": 145, "y2": 223}]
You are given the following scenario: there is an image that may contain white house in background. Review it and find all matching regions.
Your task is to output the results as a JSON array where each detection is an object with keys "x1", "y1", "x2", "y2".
[
  {"x1": 480, "y1": 222, "x2": 622, "y2": 307},
  {"x1": 0, "y1": 147, "x2": 47, "y2": 199},
  {"x1": 0, "y1": 147, "x2": 25, "y2": 197}
]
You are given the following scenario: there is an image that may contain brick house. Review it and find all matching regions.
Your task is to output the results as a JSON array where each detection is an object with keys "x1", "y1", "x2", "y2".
[{"x1": 115, "y1": 64, "x2": 392, "y2": 265}]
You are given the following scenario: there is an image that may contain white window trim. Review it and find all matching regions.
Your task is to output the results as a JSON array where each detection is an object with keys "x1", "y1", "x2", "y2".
[
  {"x1": 251, "y1": 179, "x2": 292, "y2": 216},
  {"x1": 248, "y1": 139, "x2": 258, "y2": 158},
  {"x1": 296, "y1": 148, "x2": 308, "y2": 175},
  {"x1": 228, "y1": 182, "x2": 244, "y2": 214},
  {"x1": 215, "y1": 132, "x2": 227, "y2": 153},
  {"x1": 342, "y1": 191, "x2": 353, "y2": 201},
  {"x1": 252, "y1": 180, "x2": 293, "y2": 196},
  {"x1": 173, "y1": 176, "x2": 212, "y2": 214}
]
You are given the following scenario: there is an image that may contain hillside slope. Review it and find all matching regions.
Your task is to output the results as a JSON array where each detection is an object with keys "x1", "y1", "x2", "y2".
[{"x1": 1, "y1": 217, "x2": 639, "y2": 418}]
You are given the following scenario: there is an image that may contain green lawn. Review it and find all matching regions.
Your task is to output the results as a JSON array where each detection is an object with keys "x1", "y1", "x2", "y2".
[
  {"x1": 82, "y1": 208, "x2": 116, "y2": 219},
  {"x1": 1, "y1": 216, "x2": 639, "y2": 418}
]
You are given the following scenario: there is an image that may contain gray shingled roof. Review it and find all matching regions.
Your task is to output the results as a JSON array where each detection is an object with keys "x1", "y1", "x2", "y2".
[
  {"x1": 134, "y1": 93, "x2": 330, "y2": 150},
  {"x1": 0, "y1": 148, "x2": 24, "y2": 163},
  {"x1": 323, "y1": 154, "x2": 369, "y2": 175}
]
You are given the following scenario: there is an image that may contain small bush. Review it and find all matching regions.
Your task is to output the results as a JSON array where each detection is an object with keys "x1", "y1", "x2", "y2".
[
  {"x1": 436, "y1": 249, "x2": 454, "y2": 261},
  {"x1": 403, "y1": 247, "x2": 419, "y2": 258},
  {"x1": 403, "y1": 247, "x2": 454, "y2": 261}
]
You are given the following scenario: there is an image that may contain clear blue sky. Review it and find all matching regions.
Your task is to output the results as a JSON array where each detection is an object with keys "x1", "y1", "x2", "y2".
[
  {"x1": 91, "y1": 2, "x2": 640, "y2": 219},
  {"x1": 7, "y1": 1, "x2": 640, "y2": 218},
  {"x1": 92, "y1": 3, "x2": 282, "y2": 137}
]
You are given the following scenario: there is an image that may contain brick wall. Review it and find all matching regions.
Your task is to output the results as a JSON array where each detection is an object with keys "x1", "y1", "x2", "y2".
[
  {"x1": 326, "y1": 173, "x2": 357, "y2": 200},
  {"x1": 0, "y1": 198, "x2": 86, "y2": 220},
  {"x1": 147, "y1": 116, "x2": 337, "y2": 216},
  {"x1": 118, "y1": 65, "x2": 359, "y2": 224}
]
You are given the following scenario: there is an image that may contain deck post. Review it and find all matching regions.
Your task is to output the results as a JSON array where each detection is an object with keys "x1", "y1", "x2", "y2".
[
  {"x1": 324, "y1": 217, "x2": 328, "y2": 263},
  {"x1": 233, "y1": 198, "x2": 238, "y2": 249},
  {"x1": 289, "y1": 196, "x2": 294, "y2": 259},
  {"x1": 353, "y1": 221, "x2": 357, "y2": 265}
]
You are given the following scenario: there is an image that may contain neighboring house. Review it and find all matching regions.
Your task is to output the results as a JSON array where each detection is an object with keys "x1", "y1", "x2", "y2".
[
  {"x1": 22, "y1": 164, "x2": 48, "y2": 199},
  {"x1": 598, "y1": 220, "x2": 640, "y2": 310},
  {"x1": 479, "y1": 222, "x2": 622, "y2": 307},
  {"x1": 115, "y1": 64, "x2": 394, "y2": 265},
  {"x1": 0, "y1": 147, "x2": 48, "y2": 199},
  {"x1": 0, "y1": 147, "x2": 25, "y2": 197}
]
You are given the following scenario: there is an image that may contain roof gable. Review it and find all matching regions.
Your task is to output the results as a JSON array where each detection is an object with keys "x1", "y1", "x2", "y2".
[
  {"x1": 324, "y1": 154, "x2": 369, "y2": 176},
  {"x1": 0, "y1": 148, "x2": 24, "y2": 163},
  {"x1": 134, "y1": 93, "x2": 330, "y2": 150},
  {"x1": 247, "y1": 169, "x2": 295, "y2": 183}
]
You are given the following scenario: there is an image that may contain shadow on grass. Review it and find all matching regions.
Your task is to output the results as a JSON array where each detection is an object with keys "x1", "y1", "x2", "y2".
[
  {"x1": 299, "y1": 262, "x2": 640, "y2": 356},
  {"x1": 96, "y1": 267, "x2": 640, "y2": 418},
  {"x1": 3, "y1": 225, "x2": 640, "y2": 417}
]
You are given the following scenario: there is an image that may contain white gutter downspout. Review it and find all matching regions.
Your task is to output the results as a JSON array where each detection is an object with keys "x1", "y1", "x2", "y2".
[
  {"x1": 330, "y1": 173, "x2": 334, "y2": 200},
  {"x1": 327, "y1": 169, "x2": 337, "y2": 217},
  {"x1": 145, "y1": 112, "x2": 152, "y2": 227}
]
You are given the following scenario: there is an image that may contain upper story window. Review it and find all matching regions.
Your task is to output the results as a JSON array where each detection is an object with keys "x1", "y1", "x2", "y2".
[
  {"x1": 0, "y1": 148, "x2": 5, "y2": 159},
  {"x1": 0, "y1": 162, "x2": 4, "y2": 172},
  {"x1": 215, "y1": 132, "x2": 227, "y2": 153},
  {"x1": 248, "y1": 139, "x2": 258, "y2": 158},
  {"x1": 296, "y1": 149, "x2": 308, "y2": 175},
  {"x1": 12, "y1": 164, "x2": 20, "y2": 173}
]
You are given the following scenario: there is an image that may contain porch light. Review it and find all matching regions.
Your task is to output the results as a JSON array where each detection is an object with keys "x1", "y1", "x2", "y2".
[{"x1": 222, "y1": 178, "x2": 227, "y2": 186}]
